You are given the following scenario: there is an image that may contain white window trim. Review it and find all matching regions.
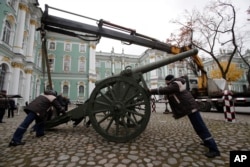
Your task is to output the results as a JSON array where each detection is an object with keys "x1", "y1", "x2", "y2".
[{"x1": 65, "y1": 43, "x2": 72, "y2": 52}]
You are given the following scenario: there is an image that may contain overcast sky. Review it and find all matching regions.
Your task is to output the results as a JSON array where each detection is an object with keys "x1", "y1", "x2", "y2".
[{"x1": 38, "y1": 0, "x2": 249, "y2": 55}]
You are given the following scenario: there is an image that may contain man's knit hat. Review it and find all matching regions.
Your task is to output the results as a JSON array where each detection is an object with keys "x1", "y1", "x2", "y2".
[{"x1": 165, "y1": 75, "x2": 174, "y2": 81}]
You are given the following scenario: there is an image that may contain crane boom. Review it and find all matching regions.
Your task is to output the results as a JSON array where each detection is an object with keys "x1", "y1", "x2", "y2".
[
  {"x1": 40, "y1": 5, "x2": 207, "y2": 90},
  {"x1": 41, "y1": 5, "x2": 173, "y2": 53}
]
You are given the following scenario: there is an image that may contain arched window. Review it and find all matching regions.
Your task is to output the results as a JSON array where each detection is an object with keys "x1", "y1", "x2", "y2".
[
  {"x1": 79, "y1": 85, "x2": 84, "y2": 96},
  {"x1": 79, "y1": 44, "x2": 86, "y2": 52},
  {"x1": 63, "y1": 85, "x2": 69, "y2": 96},
  {"x1": 64, "y1": 55, "x2": 71, "y2": 71},
  {"x1": 65, "y1": 43, "x2": 71, "y2": 52},
  {"x1": 2, "y1": 20, "x2": 11, "y2": 45},
  {"x1": 49, "y1": 41, "x2": 55, "y2": 50},
  {"x1": 79, "y1": 56, "x2": 85, "y2": 72}
]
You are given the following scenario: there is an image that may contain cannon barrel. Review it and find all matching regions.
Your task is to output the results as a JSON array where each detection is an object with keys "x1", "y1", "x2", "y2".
[
  {"x1": 131, "y1": 48, "x2": 198, "y2": 74},
  {"x1": 96, "y1": 49, "x2": 198, "y2": 85}
]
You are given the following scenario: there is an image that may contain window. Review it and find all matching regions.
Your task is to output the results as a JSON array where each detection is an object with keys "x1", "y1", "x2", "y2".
[
  {"x1": 79, "y1": 44, "x2": 86, "y2": 53},
  {"x1": 49, "y1": 41, "x2": 55, "y2": 50},
  {"x1": 65, "y1": 43, "x2": 71, "y2": 52},
  {"x1": 178, "y1": 69, "x2": 183, "y2": 76},
  {"x1": 63, "y1": 85, "x2": 69, "y2": 96},
  {"x1": 115, "y1": 61, "x2": 121, "y2": 69},
  {"x1": 63, "y1": 56, "x2": 71, "y2": 72},
  {"x1": 48, "y1": 58, "x2": 54, "y2": 72},
  {"x1": 168, "y1": 69, "x2": 173, "y2": 74},
  {"x1": 79, "y1": 85, "x2": 84, "y2": 96},
  {"x1": 2, "y1": 20, "x2": 11, "y2": 45},
  {"x1": 105, "y1": 70, "x2": 111, "y2": 77},
  {"x1": 158, "y1": 68, "x2": 163, "y2": 79},
  {"x1": 79, "y1": 57, "x2": 85, "y2": 72}
]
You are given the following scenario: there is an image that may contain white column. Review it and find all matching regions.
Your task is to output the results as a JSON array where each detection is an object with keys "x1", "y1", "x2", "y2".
[
  {"x1": 23, "y1": 69, "x2": 32, "y2": 103},
  {"x1": 26, "y1": 19, "x2": 36, "y2": 62},
  {"x1": 149, "y1": 51, "x2": 158, "y2": 89},
  {"x1": 10, "y1": 62, "x2": 22, "y2": 95},
  {"x1": 3, "y1": 71, "x2": 11, "y2": 93},
  {"x1": 13, "y1": 3, "x2": 27, "y2": 54},
  {"x1": 88, "y1": 42, "x2": 97, "y2": 97},
  {"x1": 111, "y1": 57, "x2": 115, "y2": 74},
  {"x1": 121, "y1": 58, "x2": 125, "y2": 70}
]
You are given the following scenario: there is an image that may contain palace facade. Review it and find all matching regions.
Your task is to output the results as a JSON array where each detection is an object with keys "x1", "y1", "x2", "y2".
[{"x1": 1, "y1": 0, "x2": 249, "y2": 105}]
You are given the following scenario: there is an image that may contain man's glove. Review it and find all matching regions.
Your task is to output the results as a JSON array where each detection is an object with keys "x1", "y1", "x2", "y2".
[{"x1": 61, "y1": 108, "x2": 66, "y2": 115}]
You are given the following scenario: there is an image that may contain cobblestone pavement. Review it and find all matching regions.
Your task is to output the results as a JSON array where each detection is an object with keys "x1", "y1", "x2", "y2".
[{"x1": 0, "y1": 104, "x2": 250, "y2": 167}]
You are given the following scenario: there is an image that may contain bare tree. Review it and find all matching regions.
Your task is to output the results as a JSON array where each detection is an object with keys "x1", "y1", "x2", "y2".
[{"x1": 168, "y1": 0, "x2": 247, "y2": 81}]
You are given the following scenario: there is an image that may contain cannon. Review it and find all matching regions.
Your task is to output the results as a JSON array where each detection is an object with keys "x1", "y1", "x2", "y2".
[
  {"x1": 39, "y1": 5, "x2": 200, "y2": 142},
  {"x1": 44, "y1": 49, "x2": 198, "y2": 142}
]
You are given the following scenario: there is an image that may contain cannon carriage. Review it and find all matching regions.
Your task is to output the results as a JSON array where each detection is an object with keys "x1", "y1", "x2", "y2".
[{"x1": 40, "y1": 5, "x2": 198, "y2": 142}]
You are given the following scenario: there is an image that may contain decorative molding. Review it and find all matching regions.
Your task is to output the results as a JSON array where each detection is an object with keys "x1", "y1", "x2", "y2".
[
  {"x1": 63, "y1": 81, "x2": 69, "y2": 86},
  {"x1": 88, "y1": 78, "x2": 96, "y2": 83},
  {"x1": 90, "y1": 44, "x2": 96, "y2": 49},
  {"x1": 24, "y1": 69, "x2": 33, "y2": 74},
  {"x1": 7, "y1": 15, "x2": 15, "y2": 24},
  {"x1": 24, "y1": 31, "x2": 28, "y2": 37},
  {"x1": 30, "y1": 19, "x2": 37, "y2": 26},
  {"x1": 11, "y1": 62, "x2": 24, "y2": 69},
  {"x1": 78, "y1": 81, "x2": 85, "y2": 85},
  {"x1": 149, "y1": 55, "x2": 155, "y2": 59},
  {"x1": 1, "y1": 56, "x2": 10, "y2": 63},
  {"x1": 19, "y1": 3, "x2": 28, "y2": 12}
]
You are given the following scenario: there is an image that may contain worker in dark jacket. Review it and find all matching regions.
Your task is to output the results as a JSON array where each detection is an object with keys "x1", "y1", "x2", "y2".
[
  {"x1": 150, "y1": 75, "x2": 220, "y2": 158},
  {"x1": 8, "y1": 98, "x2": 15, "y2": 118},
  {"x1": 9, "y1": 90, "x2": 65, "y2": 147}
]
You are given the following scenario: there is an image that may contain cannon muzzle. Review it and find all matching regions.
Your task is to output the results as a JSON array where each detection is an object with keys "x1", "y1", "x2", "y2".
[{"x1": 131, "y1": 48, "x2": 198, "y2": 74}]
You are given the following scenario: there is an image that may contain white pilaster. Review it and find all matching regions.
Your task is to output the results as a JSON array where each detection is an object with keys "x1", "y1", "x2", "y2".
[
  {"x1": 13, "y1": 3, "x2": 27, "y2": 54},
  {"x1": 149, "y1": 51, "x2": 158, "y2": 89},
  {"x1": 23, "y1": 69, "x2": 32, "y2": 103},
  {"x1": 121, "y1": 58, "x2": 125, "y2": 70},
  {"x1": 10, "y1": 62, "x2": 22, "y2": 95},
  {"x1": 111, "y1": 57, "x2": 115, "y2": 74},
  {"x1": 26, "y1": 19, "x2": 36, "y2": 62},
  {"x1": 88, "y1": 42, "x2": 97, "y2": 97}
]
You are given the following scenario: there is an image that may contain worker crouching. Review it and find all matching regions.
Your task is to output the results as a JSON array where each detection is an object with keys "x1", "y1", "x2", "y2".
[{"x1": 9, "y1": 89, "x2": 65, "y2": 147}]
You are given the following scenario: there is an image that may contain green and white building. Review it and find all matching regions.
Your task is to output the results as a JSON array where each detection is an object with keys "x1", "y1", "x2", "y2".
[{"x1": 1, "y1": 0, "x2": 249, "y2": 106}]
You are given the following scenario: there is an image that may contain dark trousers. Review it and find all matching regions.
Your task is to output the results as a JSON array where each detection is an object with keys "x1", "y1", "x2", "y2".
[
  {"x1": 11, "y1": 112, "x2": 44, "y2": 143},
  {"x1": 188, "y1": 111, "x2": 219, "y2": 152},
  {"x1": 8, "y1": 109, "x2": 14, "y2": 118},
  {"x1": 0, "y1": 108, "x2": 6, "y2": 122}
]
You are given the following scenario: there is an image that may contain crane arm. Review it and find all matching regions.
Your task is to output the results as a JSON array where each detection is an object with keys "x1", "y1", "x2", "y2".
[{"x1": 40, "y1": 5, "x2": 207, "y2": 90}]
